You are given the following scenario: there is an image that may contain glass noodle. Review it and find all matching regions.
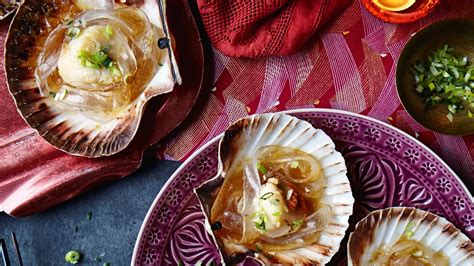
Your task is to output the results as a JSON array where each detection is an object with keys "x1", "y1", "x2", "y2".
[{"x1": 210, "y1": 145, "x2": 331, "y2": 252}]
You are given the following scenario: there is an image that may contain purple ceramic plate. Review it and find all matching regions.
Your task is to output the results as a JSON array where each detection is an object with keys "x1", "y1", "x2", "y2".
[{"x1": 132, "y1": 109, "x2": 473, "y2": 265}]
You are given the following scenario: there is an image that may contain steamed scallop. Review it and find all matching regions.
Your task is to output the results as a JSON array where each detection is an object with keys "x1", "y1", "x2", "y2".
[
  {"x1": 5, "y1": 0, "x2": 181, "y2": 157},
  {"x1": 57, "y1": 25, "x2": 132, "y2": 86},
  {"x1": 195, "y1": 113, "x2": 354, "y2": 265},
  {"x1": 348, "y1": 207, "x2": 474, "y2": 266}
]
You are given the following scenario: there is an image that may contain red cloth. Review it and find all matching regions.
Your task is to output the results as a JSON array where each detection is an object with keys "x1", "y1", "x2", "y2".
[{"x1": 197, "y1": 0, "x2": 352, "y2": 57}]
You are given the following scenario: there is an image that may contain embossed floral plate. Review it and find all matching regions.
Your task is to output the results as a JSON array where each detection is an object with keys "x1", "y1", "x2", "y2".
[{"x1": 132, "y1": 109, "x2": 473, "y2": 265}]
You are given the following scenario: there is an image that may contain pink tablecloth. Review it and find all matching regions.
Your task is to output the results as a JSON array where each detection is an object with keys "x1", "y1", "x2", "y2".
[{"x1": 157, "y1": 0, "x2": 473, "y2": 184}]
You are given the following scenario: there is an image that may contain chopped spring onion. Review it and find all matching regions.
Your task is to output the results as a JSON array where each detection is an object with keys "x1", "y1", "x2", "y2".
[
  {"x1": 260, "y1": 192, "x2": 274, "y2": 200},
  {"x1": 253, "y1": 214, "x2": 266, "y2": 231},
  {"x1": 447, "y1": 112, "x2": 454, "y2": 122},
  {"x1": 110, "y1": 63, "x2": 122, "y2": 77},
  {"x1": 78, "y1": 46, "x2": 115, "y2": 70},
  {"x1": 404, "y1": 222, "x2": 416, "y2": 238},
  {"x1": 412, "y1": 44, "x2": 474, "y2": 122},
  {"x1": 256, "y1": 162, "x2": 268, "y2": 175},
  {"x1": 272, "y1": 211, "x2": 282, "y2": 217},
  {"x1": 290, "y1": 161, "x2": 299, "y2": 169},
  {"x1": 104, "y1": 25, "x2": 114, "y2": 39},
  {"x1": 67, "y1": 27, "x2": 81, "y2": 38},
  {"x1": 54, "y1": 89, "x2": 68, "y2": 101},
  {"x1": 291, "y1": 219, "x2": 304, "y2": 230},
  {"x1": 270, "y1": 198, "x2": 280, "y2": 206},
  {"x1": 65, "y1": 250, "x2": 81, "y2": 264}
]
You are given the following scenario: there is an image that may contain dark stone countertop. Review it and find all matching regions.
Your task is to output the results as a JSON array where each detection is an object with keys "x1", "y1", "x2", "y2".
[{"x1": 0, "y1": 159, "x2": 181, "y2": 266}]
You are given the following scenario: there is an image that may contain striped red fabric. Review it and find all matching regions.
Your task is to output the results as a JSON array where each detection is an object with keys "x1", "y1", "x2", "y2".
[{"x1": 157, "y1": 0, "x2": 473, "y2": 182}]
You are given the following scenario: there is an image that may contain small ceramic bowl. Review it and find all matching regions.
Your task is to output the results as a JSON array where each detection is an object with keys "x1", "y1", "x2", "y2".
[
  {"x1": 362, "y1": 0, "x2": 440, "y2": 24},
  {"x1": 396, "y1": 19, "x2": 474, "y2": 136}
]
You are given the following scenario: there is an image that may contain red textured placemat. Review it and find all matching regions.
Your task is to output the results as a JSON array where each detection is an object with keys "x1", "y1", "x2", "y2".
[{"x1": 157, "y1": 0, "x2": 473, "y2": 188}]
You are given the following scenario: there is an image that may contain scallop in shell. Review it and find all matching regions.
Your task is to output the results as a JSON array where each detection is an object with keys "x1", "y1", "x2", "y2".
[
  {"x1": 348, "y1": 207, "x2": 474, "y2": 265},
  {"x1": 195, "y1": 113, "x2": 354, "y2": 265},
  {"x1": 5, "y1": 0, "x2": 181, "y2": 157}
]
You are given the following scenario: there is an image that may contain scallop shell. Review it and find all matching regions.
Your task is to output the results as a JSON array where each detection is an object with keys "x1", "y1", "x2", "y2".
[
  {"x1": 195, "y1": 113, "x2": 354, "y2": 265},
  {"x1": 5, "y1": 0, "x2": 181, "y2": 157},
  {"x1": 348, "y1": 207, "x2": 474, "y2": 265}
]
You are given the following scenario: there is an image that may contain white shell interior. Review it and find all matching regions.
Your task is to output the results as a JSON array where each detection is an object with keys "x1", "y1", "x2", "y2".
[
  {"x1": 348, "y1": 207, "x2": 474, "y2": 265},
  {"x1": 201, "y1": 113, "x2": 355, "y2": 265}
]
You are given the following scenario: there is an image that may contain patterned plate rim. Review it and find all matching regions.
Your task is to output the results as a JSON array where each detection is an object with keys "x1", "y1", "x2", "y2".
[{"x1": 131, "y1": 108, "x2": 473, "y2": 264}]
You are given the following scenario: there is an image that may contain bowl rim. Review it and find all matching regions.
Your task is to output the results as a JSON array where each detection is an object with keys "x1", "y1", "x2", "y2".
[
  {"x1": 396, "y1": 18, "x2": 474, "y2": 136},
  {"x1": 362, "y1": 0, "x2": 440, "y2": 24}
]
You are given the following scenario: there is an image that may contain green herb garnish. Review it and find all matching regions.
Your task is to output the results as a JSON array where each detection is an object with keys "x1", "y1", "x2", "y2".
[
  {"x1": 290, "y1": 161, "x2": 299, "y2": 169},
  {"x1": 291, "y1": 219, "x2": 304, "y2": 230},
  {"x1": 78, "y1": 46, "x2": 115, "y2": 70},
  {"x1": 87, "y1": 211, "x2": 92, "y2": 221},
  {"x1": 65, "y1": 250, "x2": 81, "y2": 264},
  {"x1": 253, "y1": 215, "x2": 266, "y2": 231},
  {"x1": 412, "y1": 44, "x2": 474, "y2": 122},
  {"x1": 272, "y1": 211, "x2": 282, "y2": 217},
  {"x1": 54, "y1": 89, "x2": 67, "y2": 101},
  {"x1": 110, "y1": 63, "x2": 122, "y2": 77},
  {"x1": 103, "y1": 263, "x2": 111, "y2": 266},
  {"x1": 260, "y1": 192, "x2": 273, "y2": 200},
  {"x1": 102, "y1": 57, "x2": 113, "y2": 68},
  {"x1": 270, "y1": 198, "x2": 280, "y2": 206},
  {"x1": 404, "y1": 221, "x2": 416, "y2": 238},
  {"x1": 67, "y1": 27, "x2": 81, "y2": 39},
  {"x1": 256, "y1": 162, "x2": 268, "y2": 175},
  {"x1": 255, "y1": 243, "x2": 263, "y2": 253},
  {"x1": 104, "y1": 25, "x2": 114, "y2": 39}
]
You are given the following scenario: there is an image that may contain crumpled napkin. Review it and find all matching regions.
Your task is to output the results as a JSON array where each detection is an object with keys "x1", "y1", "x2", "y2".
[{"x1": 197, "y1": 0, "x2": 352, "y2": 58}]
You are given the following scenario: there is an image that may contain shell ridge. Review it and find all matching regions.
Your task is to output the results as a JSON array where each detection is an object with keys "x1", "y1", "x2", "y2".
[
  {"x1": 348, "y1": 207, "x2": 474, "y2": 265},
  {"x1": 195, "y1": 113, "x2": 354, "y2": 265}
]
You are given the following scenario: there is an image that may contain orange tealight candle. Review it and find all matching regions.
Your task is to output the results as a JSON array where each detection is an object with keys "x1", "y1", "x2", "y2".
[
  {"x1": 373, "y1": 0, "x2": 416, "y2": 12},
  {"x1": 362, "y1": 0, "x2": 440, "y2": 23}
]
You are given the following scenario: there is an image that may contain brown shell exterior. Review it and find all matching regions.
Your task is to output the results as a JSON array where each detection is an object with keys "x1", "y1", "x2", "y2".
[
  {"x1": 5, "y1": 0, "x2": 177, "y2": 157},
  {"x1": 347, "y1": 207, "x2": 474, "y2": 266}
]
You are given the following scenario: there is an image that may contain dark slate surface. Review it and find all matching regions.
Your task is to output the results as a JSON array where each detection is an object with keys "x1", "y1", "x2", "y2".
[{"x1": 0, "y1": 159, "x2": 181, "y2": 266}]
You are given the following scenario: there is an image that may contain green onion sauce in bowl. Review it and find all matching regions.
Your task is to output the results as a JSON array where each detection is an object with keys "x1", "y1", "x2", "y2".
[{"x1": 397, "y1": 19, "x2": 474, "y2": 135}]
